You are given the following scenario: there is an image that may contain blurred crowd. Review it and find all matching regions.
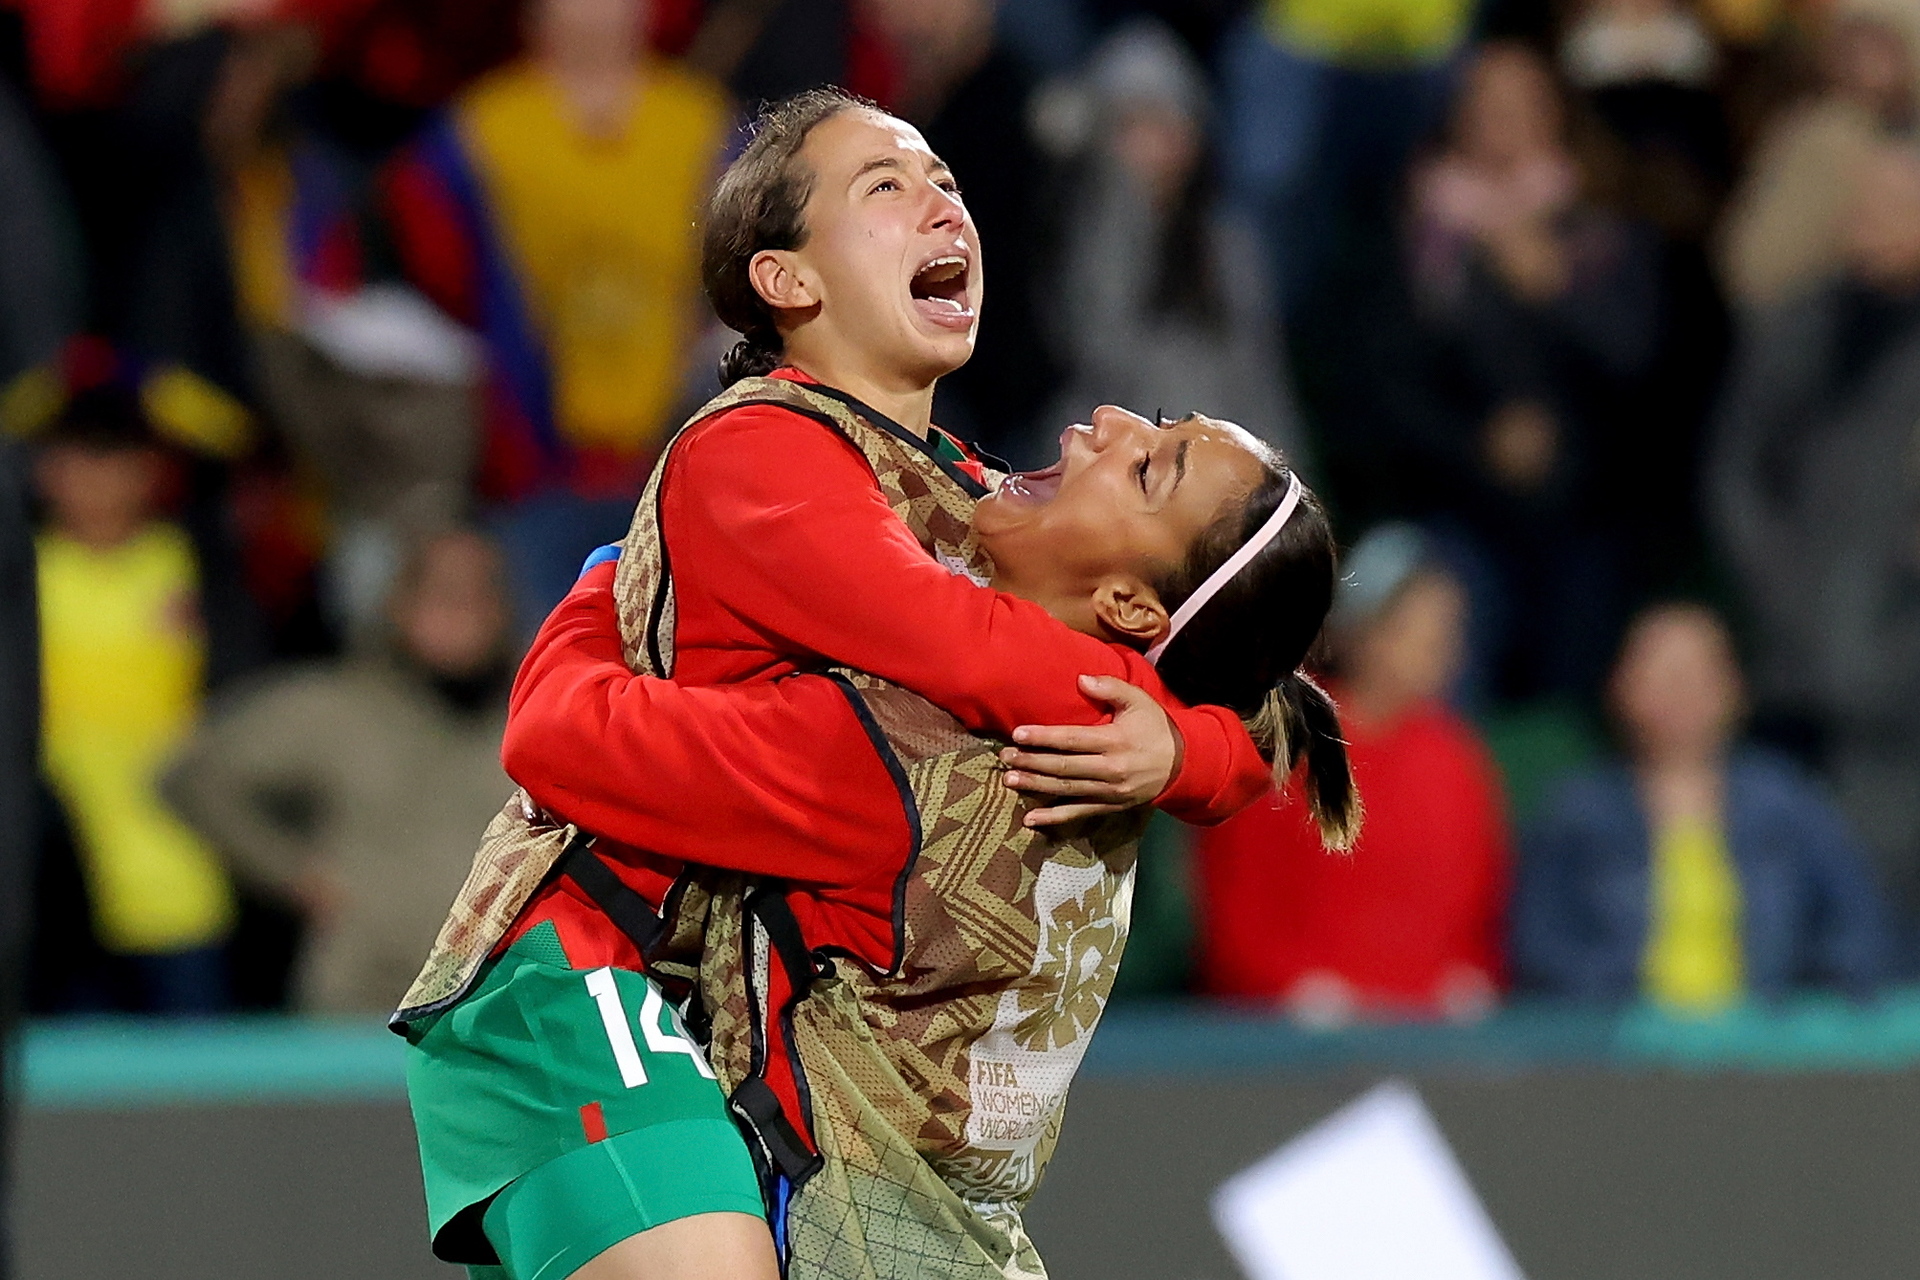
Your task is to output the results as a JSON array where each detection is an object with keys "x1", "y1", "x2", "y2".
[{"x1": 0, "y1": 0, "x2": 1916, "y2": 1024}]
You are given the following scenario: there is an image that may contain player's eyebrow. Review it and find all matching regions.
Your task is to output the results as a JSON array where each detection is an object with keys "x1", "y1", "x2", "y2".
[
  {"x1": 1172, "y1": 439, "x2": 1191, "y2": 490},
  {"x1": 851, "y1": 156, "x2": 908, "y2": 182}
]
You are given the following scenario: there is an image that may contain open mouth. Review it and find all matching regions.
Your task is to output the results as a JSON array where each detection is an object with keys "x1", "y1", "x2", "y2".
[
  {"x1": 997, "y1": 458, "x2": 1063, "y2": 504},
  {"x1": 909, "y1": 255, "x2": 974, "y2": 326}
]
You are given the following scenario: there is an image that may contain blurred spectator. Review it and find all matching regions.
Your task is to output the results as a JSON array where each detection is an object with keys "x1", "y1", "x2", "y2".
[
  {"x1": 1218, "y1": 0, "x2": 1474, "y2": 310},
  {"x1": 37, "y1": 23, "x2": 261, "y2": 397},
  {"x1": 1514, "y1": 605, "x2": 1891, "y2": 1009},
  {"x1": 862, "y1": 0, "x2": 1058, "y2": 460},
  {"x1": 1561, "y1": 0, "x2": 1737, "y2": 600},
  {"x1": 1720, "y1": 0, "x2": 1920, "y2": 309},
  {"x1": 707, "y1": 0, "x2": 899, "y2": 108},
  {"x1": 219, "y1": 22, "x2": 482, "y2": 638},
  {"x1": 386, "y1": 0, "x2": 728, "y2": 634},
  {"x1": 1563, "y1": 0, "x2": 1733, "y2": 230},
  {"x1": 1709, "y1": 141, "x2": 1920, "y2": 917},
  {"x1": 301, "y1": 0, "x2": 524, "y2": 113},
  {"x1": 1381, "y1": 41, "x2": 1661, "y2": 703},
  {"x1": 32, "y1": 381, "x2": 235, "y2": 1014},
  {"x1": 0, "y1": 72, "x2": 81, "y2": 382},
  {"x1": 5, "y1": 1, "x2": 518, "y2": 111},
  {"x1": 1041, "y1": 20, "x2": 1306, "y2": 464},
  {"x1": 1194, "y1": 524, "x2": 1509, "y2": 1023},
  {"x1": 0, "y1": 437, "x2": 34, "y2": 1280},
  {"x1": 167, "y1": 528, "x2": 511, "y2": 1013},
  {"x1": 24, "y1": 16, "x2": 310, "y2": 681}
]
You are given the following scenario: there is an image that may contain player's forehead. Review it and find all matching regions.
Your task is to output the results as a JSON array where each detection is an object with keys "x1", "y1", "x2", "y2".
[
  {"x1": 1166, "y1": 411, "x2": 1267, "y2": 459},
  {"x1": 806, "y1": 109, "x2": 949, "y2": 183}
]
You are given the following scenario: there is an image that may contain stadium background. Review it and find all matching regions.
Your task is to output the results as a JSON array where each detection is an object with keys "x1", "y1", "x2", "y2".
[{"x1": 5, "y1": 0, "x2": 1920, "y2": 1274}]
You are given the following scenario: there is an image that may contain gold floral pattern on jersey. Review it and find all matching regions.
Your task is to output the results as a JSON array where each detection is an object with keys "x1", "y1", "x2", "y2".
[{"x1": 1013, "y1": 887, "x2": 1122, "y2": 1053}]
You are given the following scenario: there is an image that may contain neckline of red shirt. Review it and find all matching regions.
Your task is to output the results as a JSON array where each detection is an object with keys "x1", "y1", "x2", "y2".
[{"x1": 768, "y1": 365, "x2": 988, "y2": 489}]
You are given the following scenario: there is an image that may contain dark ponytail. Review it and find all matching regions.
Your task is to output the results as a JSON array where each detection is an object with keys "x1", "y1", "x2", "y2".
[
  {"x1": 1149, "y1": 438, "x2": 1361, "y2": 850},
  {"x1": 702, "y1": 87, "x2": 877, "y2": 386},
  {"x1": 1246, "y1": 673, "x2": 1363, "y2": 852}
]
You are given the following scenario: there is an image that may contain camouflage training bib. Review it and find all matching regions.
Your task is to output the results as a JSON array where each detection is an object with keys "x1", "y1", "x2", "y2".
[{"x1": 397, "y1": 374, "x2": 1144, "y2": 1280}]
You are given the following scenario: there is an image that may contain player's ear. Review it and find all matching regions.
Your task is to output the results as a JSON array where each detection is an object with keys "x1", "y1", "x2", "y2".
[
  {"x1": 749, "y1": 249, "x2": 821, "y2": 314},
  {"x1": 1091, "y1": 575, "x2": 1169, "y2": 649}
]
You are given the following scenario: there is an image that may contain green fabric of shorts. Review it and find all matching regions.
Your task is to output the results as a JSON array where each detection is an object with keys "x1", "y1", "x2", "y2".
[
  {"x1": 406, "y1": 921, "x2": 764, "y2": 1267},
  {"x1": 478, "y1": 1119, "x2": 766, "y2": 1280}
]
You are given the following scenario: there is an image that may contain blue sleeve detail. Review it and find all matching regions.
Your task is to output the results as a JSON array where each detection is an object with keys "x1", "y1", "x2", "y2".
[{"x1": 579, "y1": 543, "x2": 621, "y2": 578}]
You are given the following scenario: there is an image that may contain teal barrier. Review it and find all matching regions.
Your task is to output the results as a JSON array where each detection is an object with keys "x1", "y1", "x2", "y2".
[
  {"x1": 22, "y1": 991, "x2": 1920, "y2": 1108},
  {"x1": 21, "y1": 1017, "x2": 409, "y2": 1108},
  {"x1": 1085, "y1": 989, "x2": 1920, "y2": 1076}
]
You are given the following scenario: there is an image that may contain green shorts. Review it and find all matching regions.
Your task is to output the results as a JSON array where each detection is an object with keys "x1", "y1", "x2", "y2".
[{"x1": 405, "y1": 921, "x2": 765, "y2": 1275}]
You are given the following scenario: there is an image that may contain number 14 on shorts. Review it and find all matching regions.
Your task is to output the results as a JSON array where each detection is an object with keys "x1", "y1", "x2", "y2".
[{"x1": 584, "y1": 967, "x2": 717, "y2": 1088}]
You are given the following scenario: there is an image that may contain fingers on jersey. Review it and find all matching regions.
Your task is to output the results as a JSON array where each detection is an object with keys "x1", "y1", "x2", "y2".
[{"x1": 1021, "y1": 799, "x2": 1134, "y2": 828}]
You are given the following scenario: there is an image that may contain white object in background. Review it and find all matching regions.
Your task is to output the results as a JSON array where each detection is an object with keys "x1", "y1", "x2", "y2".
[
  {"x1": 299, "y1": 284, "x2": 481, "y2": 386},
  {"x1": 1211, "y1": 1079, "x2": 1526, "y2": 1280}
]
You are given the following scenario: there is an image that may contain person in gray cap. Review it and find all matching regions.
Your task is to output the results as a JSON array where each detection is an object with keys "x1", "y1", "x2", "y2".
[{"x1": 1195, "y1": 522, "x2": 1510, "y2": 1023}]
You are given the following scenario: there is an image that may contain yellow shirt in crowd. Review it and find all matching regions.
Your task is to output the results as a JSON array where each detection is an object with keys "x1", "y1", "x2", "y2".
[
  {"x1": 458, "y1": 59, "x2": 729, "y2": 456},
  {"x1": 1641, "y1": 813, "x2": 1745, "y2": 1013},
  {"x1": 1263, "y1": 0, "x2": 1473, "y2": 65},
  {"x1": 38, "y1": 525, "x2": 234, "y2": 954}
]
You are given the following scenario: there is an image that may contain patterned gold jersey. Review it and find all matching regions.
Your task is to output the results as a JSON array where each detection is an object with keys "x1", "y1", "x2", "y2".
[{"x1": 400, "y1": 375, "x2": 1142, "y2": 1279}]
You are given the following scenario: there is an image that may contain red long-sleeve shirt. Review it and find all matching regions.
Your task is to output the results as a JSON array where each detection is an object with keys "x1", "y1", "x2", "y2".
[
  {"x1": 1194, "y1": 693, "x2": 1510, "y2": 1014},
  {"x1": 503, "y1": 372, "x2": 1270, "y2": 968}
]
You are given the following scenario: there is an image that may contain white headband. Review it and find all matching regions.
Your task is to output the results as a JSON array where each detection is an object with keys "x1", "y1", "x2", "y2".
[{"x1": 1145, "y1": 469, "x2": 1304, "y2": 666}]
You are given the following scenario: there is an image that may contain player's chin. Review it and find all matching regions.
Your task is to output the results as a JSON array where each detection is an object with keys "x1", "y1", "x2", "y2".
[
  {"x1": 966, "y1": 485, "x2": 1028, "y2": 546},
  {"x1": 900, "y1": 325, "x2": 976, "y2": 379}
]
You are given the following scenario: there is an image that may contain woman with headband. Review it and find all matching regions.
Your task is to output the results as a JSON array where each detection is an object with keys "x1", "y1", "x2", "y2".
[
  {"x1": 398, "y1": 90, "x2": 1291, "y2": 1280},
  {"x1": 489, "y1": 405, "x2": 1359, "y2": 1280}
]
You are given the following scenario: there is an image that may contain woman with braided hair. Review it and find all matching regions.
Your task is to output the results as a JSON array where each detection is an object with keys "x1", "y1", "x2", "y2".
[{"x1": 397, "y1": 87, "x2": 1352, "y2": 1280}]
